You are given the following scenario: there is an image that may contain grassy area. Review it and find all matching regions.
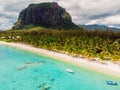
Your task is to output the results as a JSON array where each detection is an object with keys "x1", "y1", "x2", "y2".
[{"x1": 0, "y1": 27, "x2": 120, "y2": 62}]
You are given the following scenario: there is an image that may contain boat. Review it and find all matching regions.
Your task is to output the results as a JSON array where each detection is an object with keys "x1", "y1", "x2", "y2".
[
  {"x1": 65, "y1": 69, "x2": 74, "y2": 73},
  {"x1": 106, "y1": 80, "x2": 118, "y2": 85}
]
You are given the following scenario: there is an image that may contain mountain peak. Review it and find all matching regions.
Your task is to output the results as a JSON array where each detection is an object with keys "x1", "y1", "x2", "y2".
[{"x1": 12, "y1": 2, "x2": 78, "y2": 30}]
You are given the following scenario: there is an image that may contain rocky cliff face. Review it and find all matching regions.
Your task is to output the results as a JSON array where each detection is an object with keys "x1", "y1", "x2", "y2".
[{"x1": 13, "y1": 2, "x2": 78, "y2": 29}]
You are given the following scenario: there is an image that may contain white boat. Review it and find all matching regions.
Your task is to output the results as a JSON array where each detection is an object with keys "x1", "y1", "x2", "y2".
[{"x1": 65, "y1": 69, "x2": 74, "y2": 73}]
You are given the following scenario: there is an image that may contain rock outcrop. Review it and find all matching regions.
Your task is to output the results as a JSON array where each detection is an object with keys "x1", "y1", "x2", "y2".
[{"x1": 13, "y1": 2, "x2": 78, "y2": 30}]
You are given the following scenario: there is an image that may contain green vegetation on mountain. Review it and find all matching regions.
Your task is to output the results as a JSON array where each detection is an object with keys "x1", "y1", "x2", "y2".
[{"x1": 0, "y1": 27, "x2": 120, "y2": 62}]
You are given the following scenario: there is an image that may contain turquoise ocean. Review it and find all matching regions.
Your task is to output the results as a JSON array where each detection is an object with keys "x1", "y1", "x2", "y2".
[{"x1": 0, "y1": 43, "x2": 120, "y2": 90}]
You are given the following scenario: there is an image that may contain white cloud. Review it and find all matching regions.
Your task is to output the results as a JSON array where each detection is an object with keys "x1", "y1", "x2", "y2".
[
  {"x1": 0, "y1": 0, "x2": 120, "y2": 30},
  {"x1": 57, "y1": 0, "x2": 120, "y2": 29},
  {"x1": 104, "y1": 15, "x2": 120, "y2": 25},
  {"x1": 86, "y1": 14, "x2": 120, "y2": 28},
  {"x1": 0, "y1": 17, "x2": 13, "y2": 30},
  {"x1": 86, "y1": 19, "x2": 102, "y2": 25}
]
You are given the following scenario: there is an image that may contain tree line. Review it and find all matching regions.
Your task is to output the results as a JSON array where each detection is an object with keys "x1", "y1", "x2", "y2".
[{"x1": 0, "y1": 27, "x2": 120, "y2": 61}]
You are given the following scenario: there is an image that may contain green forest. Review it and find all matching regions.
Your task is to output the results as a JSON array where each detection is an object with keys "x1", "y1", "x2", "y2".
[{"x1": 0, "y1": 27, "x2": 120, "y2": 62}]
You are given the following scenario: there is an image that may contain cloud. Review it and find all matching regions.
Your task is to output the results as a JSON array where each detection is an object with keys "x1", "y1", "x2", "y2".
[
  {"x1": 59, "y1": 0, "x2": 120, "y2": 25},
  {"x1": 0, "y1": 17, "x2": 13, "y2": 30},
  {"x1": 104, "y1": 15, "x2": 120, "y2": 25},
  {"x1": 0, "y1": 0, "x2": 120, "y2": 30}
]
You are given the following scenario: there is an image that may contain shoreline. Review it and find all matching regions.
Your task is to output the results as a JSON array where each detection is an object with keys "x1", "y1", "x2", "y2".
[{"x1": 0, "y1": 41, "x2": 120, "y2": 78}]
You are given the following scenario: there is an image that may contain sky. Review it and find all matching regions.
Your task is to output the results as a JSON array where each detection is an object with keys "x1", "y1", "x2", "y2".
[{"x1": 0, "y1": 0, "x2": 120, "y2": 30}]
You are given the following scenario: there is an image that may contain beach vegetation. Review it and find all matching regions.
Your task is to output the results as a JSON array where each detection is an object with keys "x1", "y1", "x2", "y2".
[{"x1": 0, "y1": 27, "x2": 120, "y2": 62}]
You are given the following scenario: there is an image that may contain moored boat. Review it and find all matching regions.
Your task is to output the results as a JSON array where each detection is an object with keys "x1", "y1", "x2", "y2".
[{"x1": 65, "y1": 69, "x2": 74, "y2": 73}]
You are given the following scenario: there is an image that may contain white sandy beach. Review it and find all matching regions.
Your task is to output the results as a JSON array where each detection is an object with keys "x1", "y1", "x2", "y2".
[{"x1": 0, "y1": 41, "x2": 120, "y2": 77}]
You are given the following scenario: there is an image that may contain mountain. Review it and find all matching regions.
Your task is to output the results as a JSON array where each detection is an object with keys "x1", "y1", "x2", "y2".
[
  {"x1": 81, "y1": 24, "x2": 120, "y2": 31},
  {"x1": 12, "y1": 2, "x2": 78, "y2": 30}
]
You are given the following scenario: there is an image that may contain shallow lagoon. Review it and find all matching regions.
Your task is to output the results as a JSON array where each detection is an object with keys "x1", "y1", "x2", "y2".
[{"x1": 0, "y1": 44, "x2": 120, "y2": 90}]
